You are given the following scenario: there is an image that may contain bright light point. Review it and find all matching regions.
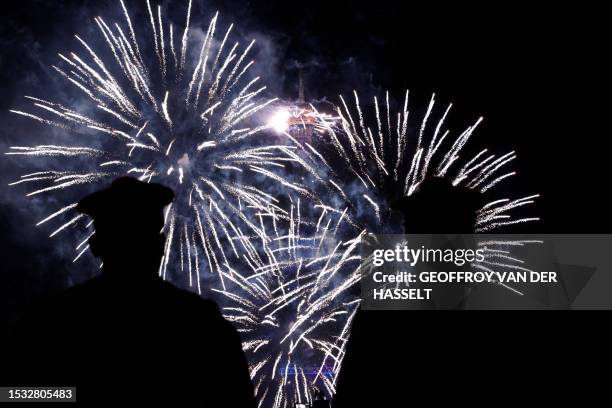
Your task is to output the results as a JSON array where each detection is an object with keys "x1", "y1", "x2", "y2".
[
  {"x1": 268, "y1": 109, "x2": 291, "y2": 133},
  {"x1": 177, "y1": 153, "x2": 190, "y2": 167}
]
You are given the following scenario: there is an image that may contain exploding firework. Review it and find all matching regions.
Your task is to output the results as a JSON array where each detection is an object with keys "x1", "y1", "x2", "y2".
[
  {"x1": 216, "y1": 195, "x2": 363, "y2": 407},
  {"x1": 277, "y1": 90, "x2": 540, "y2": 232},
  {"x1": 6, "y1": 0, "x2": 297, "y2": 287}
]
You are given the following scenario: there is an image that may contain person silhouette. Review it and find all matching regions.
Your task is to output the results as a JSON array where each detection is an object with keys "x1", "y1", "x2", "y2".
[
  {"x1": 10, "y1": 177, "x2": 256, "y2": 406},
  {"x1": 333, "y1": 177, "x2": 480, "y2": 407}
]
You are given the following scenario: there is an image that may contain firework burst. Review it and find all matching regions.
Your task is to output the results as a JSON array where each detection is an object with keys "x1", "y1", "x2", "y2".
[
  {"x1": 216, "y1": 195, "x2": 363, "y2": 407},
  {"x1": 6, "y1": 0, "x2": 298, "y2": 288},
  {"x1": 280, "y1": 90, "x2": 540, "y2": 233}
]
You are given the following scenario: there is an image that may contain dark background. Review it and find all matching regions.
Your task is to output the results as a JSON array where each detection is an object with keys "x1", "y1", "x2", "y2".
[{"x1": 1, "y1": 0, "x2": 609, "y2": 328}]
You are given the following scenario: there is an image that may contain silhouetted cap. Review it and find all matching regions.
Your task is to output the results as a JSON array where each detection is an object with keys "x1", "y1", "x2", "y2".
[{"x1": 77, "y1": 177, "x2": 174, "y2": 219}]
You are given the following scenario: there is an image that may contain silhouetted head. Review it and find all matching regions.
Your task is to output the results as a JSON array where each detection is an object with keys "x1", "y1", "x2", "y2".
[
  {"x1": 393, "y1": 177, "x2": 480, "y2": 234},
  {"x1": 77, "y1": 177, "x2": 174, "y2": 278}
]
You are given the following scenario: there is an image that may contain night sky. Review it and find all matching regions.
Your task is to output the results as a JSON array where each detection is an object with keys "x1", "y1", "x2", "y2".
[{"x1": 1, "y1": 0, "x2": 608, "y2": 327}]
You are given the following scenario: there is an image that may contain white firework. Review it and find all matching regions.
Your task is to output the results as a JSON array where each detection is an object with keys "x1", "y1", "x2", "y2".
[{"x1": 297, "y1": 90, "x2": 540, "y2": 232}]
